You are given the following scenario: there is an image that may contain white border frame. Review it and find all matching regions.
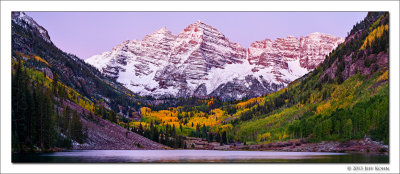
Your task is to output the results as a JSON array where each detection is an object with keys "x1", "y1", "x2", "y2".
[{"x1": 1, "y1": 1, "x2": 399, "y2": 173}]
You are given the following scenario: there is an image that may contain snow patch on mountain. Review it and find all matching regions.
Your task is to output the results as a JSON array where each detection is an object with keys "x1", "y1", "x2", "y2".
[
  {"x1": 85, "y1": 53, "x2": 113, "y2": 70},
  {"x1": 287, "y1": 59, "x2": 309, "y2": 77},
  {"x1": 85, "y1": 21, "x2": 343, "y2": 100}
]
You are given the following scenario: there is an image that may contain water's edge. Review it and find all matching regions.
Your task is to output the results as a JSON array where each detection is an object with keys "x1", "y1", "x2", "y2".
[{"x1": 12, "y1": 150, "x2": 389, "y2": 163}]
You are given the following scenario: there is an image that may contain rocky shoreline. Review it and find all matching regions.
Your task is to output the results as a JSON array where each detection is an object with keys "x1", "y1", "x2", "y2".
[
  {"x1": 184, "y1": 137, "x2": 389, "y2": 154},
  {"x1": 14, "y1": 137, "x2": 388, "y2": 154}
]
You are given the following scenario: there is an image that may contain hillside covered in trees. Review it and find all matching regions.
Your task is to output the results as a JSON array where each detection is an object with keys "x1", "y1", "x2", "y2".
[
  {"x1": 126, "y1": 12, "x2": 389, "y2": 150},
  {"x1": 12, "y1": 12, "x2": 389, "y2": 152},
  {"x1": 11, "y1": 12, "x2": 166, "y2": 152}
]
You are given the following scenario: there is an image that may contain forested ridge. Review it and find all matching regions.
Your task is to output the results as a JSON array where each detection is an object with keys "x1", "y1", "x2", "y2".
[
  {"x1": 11, "y1": 16, "x2": 165, "y2": 152},
  {"x1": 127, "y1": 12, "x2": 389, "y2": 147},
  {"x1": 12, "y1": 12, "x2": 389, "y2": 152}
]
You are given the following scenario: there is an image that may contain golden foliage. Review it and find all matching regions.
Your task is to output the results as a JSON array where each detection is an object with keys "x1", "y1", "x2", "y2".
[
  {"x1": 221, "y1": 124, "x2": 233, "y2": 131},
  {"x1": 361, "y1": 24, "x2": 389, "y2": 50},
  {"x1": 236, "y1": 97, "x2": 263, "y2": 109},
  {"x1": 378, "y1": 70, "x2": 389, "y2": 82},
  {"x1": 140, "y1": 107, "x2": 179, "y2": 124},
  {"x1": 33, "y1": 55, "x2": 50, "y2": 66},
  {"x1": 257, "y1": 132, "x2": 271, "y2": 142},
  {"x1": 140, "y1": 107, "x2": 151, "y2": 115},
  {"x1": 206, "y1": 98, "x2": 214, "y2": 106},
  {"x1": 16, "y1": 52, "x2": 50, "y2": 66},
  {"x1": 130, "y1": 121, "x2": 149, "y2": 129},
  {"x1": 281, "y1": 133, "x2": 289, "y2": 140},
  {"x1": 209, "y1": 109, "x2": 225, "y2": 121},
  {"x1": 316, "y1": 102, "x2": 331, "y2": 115},
  {"x1": 187, "y1": 114, "x2": 218, "y2": 128}
]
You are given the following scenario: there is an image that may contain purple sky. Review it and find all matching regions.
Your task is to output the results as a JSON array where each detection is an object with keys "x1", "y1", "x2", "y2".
[{"x1": 26, "y1": 12, "x2": 367, "y2": 59}]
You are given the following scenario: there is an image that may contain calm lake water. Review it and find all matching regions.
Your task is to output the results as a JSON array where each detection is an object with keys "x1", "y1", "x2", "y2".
[{"x1": 12, "y1": 150, "x2": 388, "y2": 163}]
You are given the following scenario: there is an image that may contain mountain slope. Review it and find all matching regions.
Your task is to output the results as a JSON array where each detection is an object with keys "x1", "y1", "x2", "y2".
[
  {"x1": 230, "y1": 12, "x2": 389, "y2": 144},
  {"x1": 12, "y1": 12, "x2": 52, "y2": 43},
  {"x1": 12, "y1": 12, "x2": 139, "y2": 115},
  {"x1": 11, "y1": 12, "x2": 166, "y2": 152},
  {"x1": 126, "y1": 12, "x2": 389, "y2": 150},
  {"x1": 86, "y1": 21, "x2": 343, "y2": 101}
]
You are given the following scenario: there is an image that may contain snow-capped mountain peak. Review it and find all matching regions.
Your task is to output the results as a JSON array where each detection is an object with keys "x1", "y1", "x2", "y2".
[
  {"x1": 86, "y1": 21, "x2": 343, "y2": 101},
  {"x1": 155, "y1": 26, "x2": 170, "y2": 33},
  {"x1": 143, "y1": 27, "x2": 174, "y2": 42}
]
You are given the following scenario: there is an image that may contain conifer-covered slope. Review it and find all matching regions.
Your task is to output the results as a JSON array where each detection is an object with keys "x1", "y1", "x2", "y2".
[
  {"x1": 126, "y1": 12, "x2": 389, "y2": 150},
  {"x1": 11, "y1": 12, "x2": 166, "y2": 152},
  {"x1": 11, "y1": 11, "x2": 389, "y2": 153},
  {"x1": 12, "y1": 12, "x2": 137, "y2": 115},
  {"x1": 224, "y1": 12, "x2": 389, "y2": 145}
]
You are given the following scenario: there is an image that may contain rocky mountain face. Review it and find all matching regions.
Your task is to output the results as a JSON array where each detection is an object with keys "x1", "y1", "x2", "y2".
[
  {"x1": 12, "y1": 12, "x2": 52, "y2": 43},
  {"x1": 12, "y1": 12, "x2": 167, "y2": 150},
  {"x1": 321, "y1": 12, "x2": 389, "y2": 83},
  {"x1": 86, "y1": 20, "x2": 343, "y2": 101},
  {"x1": 12, "y1": 11, "x2": 137, "y2": 115}
]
